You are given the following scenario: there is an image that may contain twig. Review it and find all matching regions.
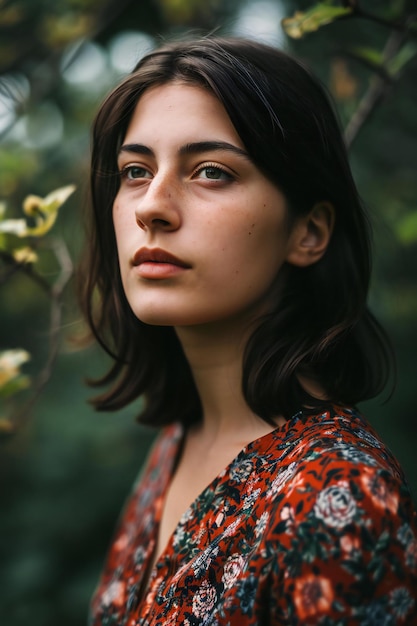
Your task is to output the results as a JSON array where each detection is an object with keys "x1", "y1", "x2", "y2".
[
  {"x1": 344, "y1": 28, "x2": 409, "y2": 149},
  {"x1": 1, "y1": 237, "x2": 73, "y2": 434},
  {"x1": 0, "y1": 249, "x2": 51, "y2": 293},
  {"x1": 355, "y1": 8, "x2": 417, "y2": 37},
  {"x1": 344, "y1": 75, "x2": 390, "y2": 149}
]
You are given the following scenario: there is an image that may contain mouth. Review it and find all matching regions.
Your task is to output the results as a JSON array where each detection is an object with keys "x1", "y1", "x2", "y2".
[
  {"x1": 133, "y1": 247, "x2": 190, "y2": 267},
  {"x1": 132, "y1": 247, "x2": 190, "y2": 279}
]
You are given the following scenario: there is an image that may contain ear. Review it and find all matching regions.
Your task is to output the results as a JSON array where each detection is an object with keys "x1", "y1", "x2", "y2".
[{"x1": 286, "y1": 202, "x2": 335, "y2": 267}]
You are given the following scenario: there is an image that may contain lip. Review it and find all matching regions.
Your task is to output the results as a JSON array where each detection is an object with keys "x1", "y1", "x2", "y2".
[
  {"x1": 132, "y1": 247, "x2": 190, "y2": 267},
  {"x1": 132, "y1": 247, "x2": 190, "y2": 279}
]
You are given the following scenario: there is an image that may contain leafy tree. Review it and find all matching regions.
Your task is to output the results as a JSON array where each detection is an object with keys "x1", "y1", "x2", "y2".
[
  {"x1": 0, "y1": 186, "x2": 74, "y2": 432},
  {"x1": 0, "y1": 2, "x2": 416, "y2": 624}
]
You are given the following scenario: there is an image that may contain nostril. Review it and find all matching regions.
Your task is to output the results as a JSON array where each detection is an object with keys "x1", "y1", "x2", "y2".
[
  {"x1": 136, "y1": 217, "x2": 171, "y2": 230},
  {"x1": 153, "y1": 218, "x2": 171, "y2": 227}
]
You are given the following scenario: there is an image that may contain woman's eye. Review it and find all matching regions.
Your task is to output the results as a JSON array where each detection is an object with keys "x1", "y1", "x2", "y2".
[
  {"x1": 195, "y1": 165, "x2": 232, "y2": 181},
  {"x1": 121, "y1": 166, "x2": 152, "y2": 180}
]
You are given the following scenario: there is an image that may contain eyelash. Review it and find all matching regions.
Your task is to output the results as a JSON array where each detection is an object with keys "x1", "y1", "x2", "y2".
[
  {"x1": 119, "y1": 165, "x2": 150, "y2": 180},
  {"x1": 192, "y1": 162, "x2": 233, "y2": 181},
  {"x1": 118, "y1": 162, "x2": 234, "y2": 182}
]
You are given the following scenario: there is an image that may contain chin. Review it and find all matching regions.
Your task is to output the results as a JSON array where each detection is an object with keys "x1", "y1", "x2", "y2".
[
  {"x1": 133, "y1": 308, "x2": 193, "y2": 327},
  {"x1": 133, "y1": 307, "x2": 214, "y2": 328},
  {"x1": 135, "y1": 312, "x2": 176, "y2": 326}
]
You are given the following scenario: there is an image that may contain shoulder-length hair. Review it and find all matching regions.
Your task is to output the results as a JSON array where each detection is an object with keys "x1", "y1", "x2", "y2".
[{"x1": 78, "y1": 36, "x2": 392, "y2": 427}]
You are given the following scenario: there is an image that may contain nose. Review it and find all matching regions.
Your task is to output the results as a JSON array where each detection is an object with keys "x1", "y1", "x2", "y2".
[{"x1": 135, "y1": 173, "x2": 181, "y2": 232}]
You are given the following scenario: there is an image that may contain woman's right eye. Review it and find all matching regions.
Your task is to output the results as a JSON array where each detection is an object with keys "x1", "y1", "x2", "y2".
[{"x1": 120, "y1": 165, "x2": 152, "y2": 180}]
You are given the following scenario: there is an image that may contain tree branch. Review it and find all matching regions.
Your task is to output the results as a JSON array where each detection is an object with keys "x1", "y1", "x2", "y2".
[
  {"x1": 1, "y1": 237, "x2": 73, "y2": 434},
  {"x1": 344, "y1": 28, "x2": 409, "y2": 149},
  {"x1": 0, "y1": 249, "x2": 51, "y2": 293},
  {"x1": 355, "y1": 7, "x2": 417, "y2": 37},
  {"x1": 344, "y1": 75, "x2": 390, "y2": 149}
]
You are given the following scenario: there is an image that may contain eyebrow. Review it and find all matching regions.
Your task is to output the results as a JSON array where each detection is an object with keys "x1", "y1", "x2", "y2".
[{"x1": 118, "y1": 141, "x2": 250, "y2": 161}]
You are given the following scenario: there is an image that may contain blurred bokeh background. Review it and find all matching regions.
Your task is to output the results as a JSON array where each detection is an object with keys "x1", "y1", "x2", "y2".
[{"x1": 1, "y1": 0, "x2": 416, "y2": 624}]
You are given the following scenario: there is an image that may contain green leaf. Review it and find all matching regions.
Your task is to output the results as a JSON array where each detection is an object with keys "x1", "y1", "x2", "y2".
[
  {"x1": 22, "y1": 184, "x2": 76, "y2": 237},
  {"x1": 396, "y1": 211, "x2": 417, "y2": 244},
  {"x1": 388, "y1": 42, "x2": 417, "y2": 77},
  {"x1": 0, "y1": 374, "x2": 31, "y2": 399},
  {"x1": 348, "y1": 42, "x2": 417, "y2": 79},
  {"x1": 282, "y1": 3, "x2": 353, "y2": 39},
  {"x1": 349, "y1": 46, "x2": 384, "y2": 69},
  {"x1": 0, "y1": 184, "x2": 75, "y2": 239},
  {"x1": 23, "y1": 184, "x2": 75, "y2": 217}
]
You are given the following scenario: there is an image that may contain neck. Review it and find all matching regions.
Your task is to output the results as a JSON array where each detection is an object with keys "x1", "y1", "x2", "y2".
[{"x1": 175, "y1": 320, "x2": 281, "y2": 445}]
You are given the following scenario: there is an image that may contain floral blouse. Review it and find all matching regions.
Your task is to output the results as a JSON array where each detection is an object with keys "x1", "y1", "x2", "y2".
[{"x1": 90, "y1": 405, "x2": 417, "y2": 625}]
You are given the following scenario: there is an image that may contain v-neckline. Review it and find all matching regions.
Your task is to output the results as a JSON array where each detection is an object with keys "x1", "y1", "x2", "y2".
[{"x1": 139, "y1": 413, "x2": 302, "y2": 606}]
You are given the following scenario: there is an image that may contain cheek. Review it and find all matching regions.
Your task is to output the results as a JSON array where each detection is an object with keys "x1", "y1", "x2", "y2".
[
  {"x1": 112, "y1": 201, "x2": 121, "y2": 236},
  {"x1": 113, "y1": 202, "x2": 133, "y2": 249},
  {"x1": 212, "y1": 223, "x2": 285, "y2": 294},
  {"x1": 210, "y1": 205, "x2": 285, "y2": 266},
  {"x1": 113, "y1": 199, "x2": 125, "y2": 227},
  {"x1": 245, "y1": 212, "x2": 288, "y2": 258}
]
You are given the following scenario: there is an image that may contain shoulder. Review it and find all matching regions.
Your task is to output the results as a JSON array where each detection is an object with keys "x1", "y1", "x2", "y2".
[
  {"x1": 266, "y1": 404, "x2": 414, "y2": 527},
  {"x1": 278, "y1": 404, "x2": 406, "y2": 479},
  {"x1": 261, "y1": 406, "x2": 417, "y2": 623}
]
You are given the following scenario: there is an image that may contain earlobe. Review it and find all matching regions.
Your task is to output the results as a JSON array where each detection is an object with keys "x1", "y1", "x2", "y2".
[{"x1": 286, "y1": 202, "x2": 335, "y2": 267}]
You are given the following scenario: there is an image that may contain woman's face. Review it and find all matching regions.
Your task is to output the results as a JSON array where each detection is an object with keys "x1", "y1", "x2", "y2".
[{"x1": 113, "y1": 82, "x2": 293, "y2": 330}]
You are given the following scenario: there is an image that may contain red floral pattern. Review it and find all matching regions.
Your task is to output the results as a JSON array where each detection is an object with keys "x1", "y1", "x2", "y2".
[{"x1": 90, "y1": 406, "x2": 417, "y2": 625}]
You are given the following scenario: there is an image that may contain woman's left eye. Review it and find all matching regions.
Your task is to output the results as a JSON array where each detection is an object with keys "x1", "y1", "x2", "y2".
[{"x1": 194, "y1": 164, "x2": 233, "y2": 181}]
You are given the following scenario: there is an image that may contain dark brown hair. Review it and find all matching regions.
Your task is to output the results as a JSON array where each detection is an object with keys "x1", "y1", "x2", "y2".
[{"x1": 78, "y1": 36, "x2": 392, "y2": 427}]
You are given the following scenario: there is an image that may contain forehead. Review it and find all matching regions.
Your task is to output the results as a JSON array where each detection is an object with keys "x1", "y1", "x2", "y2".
[{"x1": 122, "y1": 81, "x2": 244, "y2": 149}]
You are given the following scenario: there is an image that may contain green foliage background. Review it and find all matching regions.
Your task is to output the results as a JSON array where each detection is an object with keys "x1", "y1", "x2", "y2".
[{"x1": 1, "y1": 0, "x2": 416, "y2": 623}]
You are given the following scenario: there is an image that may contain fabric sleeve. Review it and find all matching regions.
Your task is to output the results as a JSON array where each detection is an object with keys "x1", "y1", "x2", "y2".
[{"x1": 269, "y1": 454, "x2": 417, "y2": 625}]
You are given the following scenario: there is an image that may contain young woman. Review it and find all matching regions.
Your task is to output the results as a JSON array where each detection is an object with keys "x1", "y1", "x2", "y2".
[{"x1": 79, "y1": 37, "x2": 417, "y2": 625}]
